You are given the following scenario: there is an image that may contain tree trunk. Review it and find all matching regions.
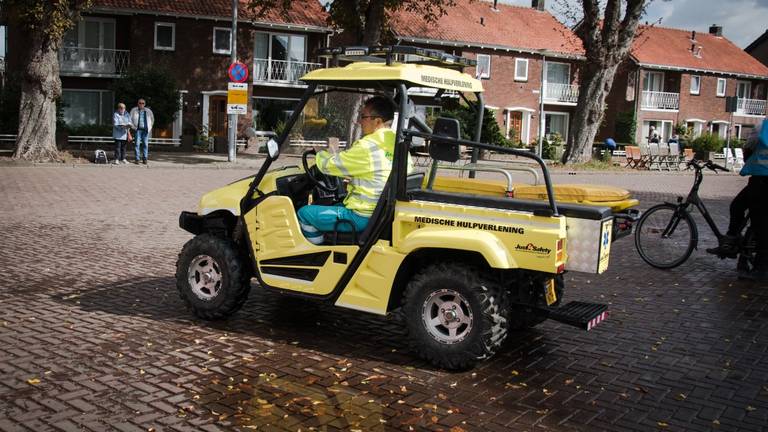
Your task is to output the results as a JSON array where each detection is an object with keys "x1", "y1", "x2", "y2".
[
  {"x1": 562, "y1": 61, "x2": 620, "y2": 163},
  {"x1": 13, "y1": 32, "x2": 62, "y2": 161}
]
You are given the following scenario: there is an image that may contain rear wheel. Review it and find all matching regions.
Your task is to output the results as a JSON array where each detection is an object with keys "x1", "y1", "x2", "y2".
[
  {"x1": 176, "y1": 234, "x2": 251, "y2": 320},
  {"x1": 403, "y1": 263, "x2": 508, "y2": 370},
  {"x1": 635, "y1": 203, "x2": 697, "y2": 269}
]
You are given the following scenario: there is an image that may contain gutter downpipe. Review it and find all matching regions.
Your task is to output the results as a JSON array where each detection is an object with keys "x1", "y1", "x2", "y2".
[{"x1": 537, "y1": 53, "x2": 546, "y2": 157}]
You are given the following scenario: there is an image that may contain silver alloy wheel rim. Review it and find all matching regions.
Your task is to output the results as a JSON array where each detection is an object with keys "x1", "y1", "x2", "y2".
[
  {"x1": 187, "y1": 254, "x2": 223, "y2": 301},
  {"x1": 421, "y1": 289, "x2": 474, "y2": 344}
]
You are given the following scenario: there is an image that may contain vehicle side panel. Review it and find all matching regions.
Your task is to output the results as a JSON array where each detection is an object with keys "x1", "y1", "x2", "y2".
[
  {"x1": 334, "y1": 240, "x2": 406, "y2": 315},
  {"x1": 244, "y1": 195, "x2": 358, "y2": 295},
  {"x1": 393, "y1": 201, "x2": 566, "y2": 272},
  {"x1": 196, "y1": 166, "x2": 304, "y2": 216}
]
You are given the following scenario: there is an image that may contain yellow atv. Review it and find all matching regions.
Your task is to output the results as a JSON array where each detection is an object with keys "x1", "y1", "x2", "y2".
[{"x1": 176, "y1": 46, "x2": 638, "y2": 370}]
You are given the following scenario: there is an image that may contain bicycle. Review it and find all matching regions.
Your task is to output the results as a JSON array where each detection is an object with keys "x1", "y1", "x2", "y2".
[{"x1": 634, "y1": 159, "x2": 756, "y2": 271}]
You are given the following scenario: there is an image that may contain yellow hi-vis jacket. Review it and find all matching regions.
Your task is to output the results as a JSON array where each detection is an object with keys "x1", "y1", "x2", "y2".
[{"x1": 316, "y1": 128, "x2": 411, "y2": 216}]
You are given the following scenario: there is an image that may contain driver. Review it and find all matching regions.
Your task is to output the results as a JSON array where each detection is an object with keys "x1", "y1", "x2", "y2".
[{"x1": 298, "y1": 96, "x2": 400, "y2": 245}]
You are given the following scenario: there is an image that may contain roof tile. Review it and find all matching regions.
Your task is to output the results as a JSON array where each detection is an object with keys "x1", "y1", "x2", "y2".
[
  {"x1": 89, "y1": 0, "x2": 329, "y2": 29},
  {"x1": 632, "y1": 25, "x2": 768, "y2": 77},
  {"x1": 390, "y1": 0, "x2": 583, "y2": 56}
]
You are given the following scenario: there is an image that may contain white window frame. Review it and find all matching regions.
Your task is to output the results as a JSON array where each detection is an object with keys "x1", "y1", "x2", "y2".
[
  {"x1": 514, "y1": 58, "x2": 528, "y2": 81},
  {"x1": 734, "y1": 124, "x2": 742, "y2": 139},
  {"x1": 643, "y1": 71, "x2": 664, "y2": 92},
  {"x1": 212, "y1": 27, "x2": 232, "y2": 55},
  {"x1": 544, "y1": 61, "x2": 571, "y2": 85},
  {"x1": 716, "y1": 78, "x2": 727, "y2": 97},
  {"x1": 737, "y1": 80, "x2": 752, "y2": 99},
  {"x1": 476, "y1": 54, "x2": 491, "y2": 79},
  {"x1": 690, "y1": 75, "x2": 701, "y2": 95},
  {"x1": 544, "y1": 111, "x2": 569, "y2": 142},
  {"x1": 154, "y1": 22, "x2": 175, "y2": 51}
]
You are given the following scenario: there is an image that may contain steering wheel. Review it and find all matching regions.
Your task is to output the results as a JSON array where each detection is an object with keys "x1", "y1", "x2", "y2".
[{"x1": 302, "y1": 149, "x2": 340, "y2": 192}]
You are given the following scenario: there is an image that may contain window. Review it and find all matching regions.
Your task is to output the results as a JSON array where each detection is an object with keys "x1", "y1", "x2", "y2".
[
  {"x1": 61, "y1": 89, "x2": 113, "y2": 126},
  {"x1": 716, "y1": 78, "x2": 727, "y2": 97},
  {"x1": 642, "y1": 71, "x2": 664, "y2": 92},
  {"x1": 737, "y1": 81, "x2": 751, "y2": 99},
  {"x1": 252, "y1": 97, "x2": 300, "y2": 131},
  {"x1": 690, "y1": 75, "x2": 701, "y2": 95},
  {"x1": 253, "y1": 32, "x2": 308, "y2": 81},
  {"x1": 213, "y1": 27, "x2": 232, "y2": 55},
  {"x1": 544, "y1": 112, "x2": 569, "y2": 141},
  {"x1": 545, "y1": 62, "x2": 570, "y2": 84},
  {"x1": 514, "y1": 58, "x2": 528, "y2": 81},
  {"x1": 476, "y1": 54, "x2": 491, "y2": 79},
  {"x1": 154, "y1": 22, "x2": 175, "y2": 51}
]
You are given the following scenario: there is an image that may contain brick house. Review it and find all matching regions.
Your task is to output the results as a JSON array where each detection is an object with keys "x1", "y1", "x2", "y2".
[
  {"x1": 4, "y1": 0, "x2": 331, "y2": 143},
  {"x1": 601, "y1": 24, "x2": 768, "y2": 145},
  {"x1": 389, "y1": 0, "x2": 584, "y2": 146}
]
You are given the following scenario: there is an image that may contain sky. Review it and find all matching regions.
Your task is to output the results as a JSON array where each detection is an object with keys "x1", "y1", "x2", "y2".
[{"x1": 502, "y1": 0, "x2": 768, "y2": 48}]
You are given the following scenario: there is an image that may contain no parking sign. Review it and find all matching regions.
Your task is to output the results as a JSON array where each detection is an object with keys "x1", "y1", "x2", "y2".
[{"x1": 228, "y1": 61, "x2": 249, "y2": 83}]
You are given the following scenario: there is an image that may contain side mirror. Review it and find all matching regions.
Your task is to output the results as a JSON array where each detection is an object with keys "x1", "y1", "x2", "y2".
[
  {"x1": 267, "y1": 138, "x2": 280, "y2": 159},
  {"x1": 429, "y1": 117, "x2": 461, "y2": 163}
]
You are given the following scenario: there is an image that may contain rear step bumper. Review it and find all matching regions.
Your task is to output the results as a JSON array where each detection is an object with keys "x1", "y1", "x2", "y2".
[
  {"x1": 613, "y1": 208, "x2": 641, "y2": 241},
  {"x1": 544, "y1": 301, "x2": 608, "y2": 330}
]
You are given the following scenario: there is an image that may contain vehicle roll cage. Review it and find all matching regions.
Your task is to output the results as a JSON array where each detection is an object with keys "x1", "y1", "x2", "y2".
[{"x1": 240, "y1": 47, "x2": 559, "y2": 219}]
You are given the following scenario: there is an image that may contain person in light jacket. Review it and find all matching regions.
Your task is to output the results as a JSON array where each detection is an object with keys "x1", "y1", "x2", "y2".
[
  {"x1": 130, "y1": 98, "x2": 154, "y2": 164},
  {"x1": 112, "y1": 103, "x2": 131, "y2": 164}
]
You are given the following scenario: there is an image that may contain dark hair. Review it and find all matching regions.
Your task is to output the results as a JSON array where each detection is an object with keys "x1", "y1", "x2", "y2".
[{"x1": 364, "y1": 96, "x2": 394, "y2": 122}]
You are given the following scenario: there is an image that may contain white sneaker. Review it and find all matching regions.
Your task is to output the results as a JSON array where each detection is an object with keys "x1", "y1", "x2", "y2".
[
  {"x1": 112, "y1": 160, "x2": 120, "y2": 165},
  {"x1": 121, "y1": 159, "x2": 128, "y2": 164}
]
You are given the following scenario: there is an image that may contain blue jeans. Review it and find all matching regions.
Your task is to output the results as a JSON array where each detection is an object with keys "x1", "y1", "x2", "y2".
[
  {"x1": 297, "y1": 204, "x2": 370, "y2": 245},
  {"x1": 135, "y1": 129, "x2": 149, "y2": 160}
]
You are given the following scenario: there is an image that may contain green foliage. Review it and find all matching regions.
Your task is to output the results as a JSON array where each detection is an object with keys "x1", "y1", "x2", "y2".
[
  {"x1": 689, "y1": 133, "x2": 724, "y2": 154},
  {"x1": 4, "y1": 0, "x2": 92, "y2": 42},
  {"x1": 674, "y1": 121, "x2": 687, "y2": 136},
  {"x1": 614, "y1": 110, "x2": 636, "y2": 144},
  {"x1": 542, "y1": 133, "x2": 562, "y2": 160},
  {"x1": 110, "y1": 66, "x2": 181, "y2": 129},
  {"x1": 440, "y1": 105, "x2": 512, "y2": 147}
]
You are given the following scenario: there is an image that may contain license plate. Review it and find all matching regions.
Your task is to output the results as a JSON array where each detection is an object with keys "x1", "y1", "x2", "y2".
[{"x1": 545, "y1": 279, "x2": 557, "y2": 306}]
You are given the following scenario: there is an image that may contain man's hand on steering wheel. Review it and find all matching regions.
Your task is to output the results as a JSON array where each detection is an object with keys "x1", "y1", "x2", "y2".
[{"x1": 302, "y1": 149, "x2": 340, "y2": 193}]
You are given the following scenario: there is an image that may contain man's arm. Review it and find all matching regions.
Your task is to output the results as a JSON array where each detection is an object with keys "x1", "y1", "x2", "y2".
[{"x1": 315, "y1": 143, "x2": 371, "y2": 178}]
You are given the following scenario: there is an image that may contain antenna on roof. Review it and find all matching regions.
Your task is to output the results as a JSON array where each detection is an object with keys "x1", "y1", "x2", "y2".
[
  {"x1": 691, "y1": 30, "x2": 696, "y2": 41},
  {"x1": 480, "y1": 17, "x2": 485, "y2": 26}
]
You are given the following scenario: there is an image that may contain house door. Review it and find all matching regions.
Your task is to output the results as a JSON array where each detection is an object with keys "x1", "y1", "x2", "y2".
[
  {"x1": 508, "y1": 111, "x2": 522, "y2": 141},
  {"x1": 208, "y1": 96, "x2": 228, "y2": 137}
]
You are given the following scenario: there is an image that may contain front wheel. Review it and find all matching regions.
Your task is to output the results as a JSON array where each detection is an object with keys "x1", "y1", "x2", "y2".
[
  {"x1": 176, "y1": 234, "x2": 251, "y2": 320},
  {"x1": 635, "y1": 203, "x2": 698, "y2": 269},
  {"x1": 403, "y1": 263, "x2": 509, "y2": 370}
]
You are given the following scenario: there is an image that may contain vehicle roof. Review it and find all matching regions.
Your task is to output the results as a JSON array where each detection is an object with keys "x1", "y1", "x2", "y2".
[{"x1": 301, "y1": 62, "x2": 484, "y2": 92}]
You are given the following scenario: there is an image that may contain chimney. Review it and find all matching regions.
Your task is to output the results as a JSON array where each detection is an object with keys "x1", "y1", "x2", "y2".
[
  {"x1": 709, "y1": 24, "x2": 722, "y2": 36},
  {"x1": 493, "y1": 0, "x2": 499, "y2": 10},
  {"x1": 691, "y1": 30, "x2": 696, "y2": 41},
  {"x1": 480, "y1": 17, "x2": 485, "y2": 26},
  {"x1": 532, "y1": 0, "x2": 545, "y2": 11}
]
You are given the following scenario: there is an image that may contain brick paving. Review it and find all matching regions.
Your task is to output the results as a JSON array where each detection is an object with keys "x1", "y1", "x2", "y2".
[{"x1": 1, "y1": 162, "x2": 767, "y2": 431}]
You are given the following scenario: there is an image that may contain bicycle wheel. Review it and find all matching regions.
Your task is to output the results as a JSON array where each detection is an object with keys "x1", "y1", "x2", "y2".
[{"x1": 635, "y1": 203, "x2": 698, "y2": 269}]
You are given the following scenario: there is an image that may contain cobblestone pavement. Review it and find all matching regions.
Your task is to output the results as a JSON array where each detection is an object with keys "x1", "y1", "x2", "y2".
[{"x1": 1, "y1": 164, "x2": 767, "y2": 432}]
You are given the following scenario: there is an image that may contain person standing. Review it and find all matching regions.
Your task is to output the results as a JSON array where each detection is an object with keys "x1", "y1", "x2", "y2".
[
  {"x1": 112, "y1": 103, "x2": 131, "y2": 164},
  {"x1": 648, "y1": 125, "x2": 660, "y2": 144},
  {"x1": 130, "y1": 98, "x2": 154, "y2": 164}
]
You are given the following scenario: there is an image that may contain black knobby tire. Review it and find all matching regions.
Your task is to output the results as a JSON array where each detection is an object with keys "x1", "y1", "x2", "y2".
[
  {"x1": 635, "y1": 203, "x2": 698, "y2": 269},
  {"x1": 402, "y1": 263, "x2": 509, "y2": 370},
  {"x1": 176, "y1": 234, "x2": 251, "y2": 320}
]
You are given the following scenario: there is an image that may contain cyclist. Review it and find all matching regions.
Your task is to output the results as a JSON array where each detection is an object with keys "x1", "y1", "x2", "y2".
[{"x1": 706, "y1": 119, "x2": 768, "y2": 282}]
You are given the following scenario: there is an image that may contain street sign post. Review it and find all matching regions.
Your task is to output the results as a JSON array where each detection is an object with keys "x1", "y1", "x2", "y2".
[{"x1": 227, "y1": 82, "x2": 248, "y2": 115}]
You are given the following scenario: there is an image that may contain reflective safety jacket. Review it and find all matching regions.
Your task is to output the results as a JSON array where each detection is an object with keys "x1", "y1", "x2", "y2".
[
  {"x1": 741, "y1": 119, "x2": 768, "y2": 177},
  {"x1": 316, "y1": 128, "x2": 410, "y2": 216}
]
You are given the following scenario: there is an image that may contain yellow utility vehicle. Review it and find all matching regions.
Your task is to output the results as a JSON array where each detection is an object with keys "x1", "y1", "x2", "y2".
[{"x1": 176, "y1": 46, "x2": 639, "y2": 370}]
